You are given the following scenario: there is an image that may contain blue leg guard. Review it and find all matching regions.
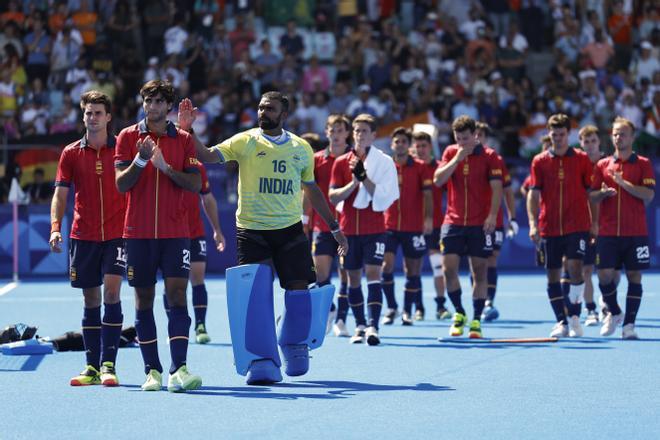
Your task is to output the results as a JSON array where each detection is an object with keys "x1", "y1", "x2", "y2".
[
  {"x1": 278, "y1": 285, "x2": 335, "y2": 376},
  {"x1": 226, "y1": 264, "x2": 281, "y2": 381}
]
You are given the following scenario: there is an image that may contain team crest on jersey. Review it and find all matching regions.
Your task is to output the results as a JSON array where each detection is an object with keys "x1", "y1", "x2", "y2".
[
  {"x1": 127, "y1": 266, "x2": 134, "y2": 280},
  {"x1": 558, "y1": 168, "x2": 564, "y2": 180},
  {"x1": 70, "y1": 266, "x2": 77, "y2": 281},
  {"x1": 257, "y1": 151, "x2": 267, "y2": 157},
  {"x1": 189, "y1": 157, "x2": 200, "y2": 166},
  {"x1": 95, "y1": 160, "x2": 103, "y2": 175},
  {"x1": 644, "y1": 178, "x2": 655, "y2": 185}
]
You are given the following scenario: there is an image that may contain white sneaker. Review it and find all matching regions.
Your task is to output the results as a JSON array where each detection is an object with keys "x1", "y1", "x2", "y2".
[
  {"x1": 600, "y1": 313, "x2": 624, "y2": 337},
  {"x1": 381, "y1": 308, "x2": 397, "y2": 325},
  {"x1": 365, "y1": 326, "x2": 380, "y2": 346},
  {"x1": 621, "y1": 323, "x2": 639, "y2": 340},
  {"x1": 550, "y1": 322, "x2": 569, "y2": 338},
  {"x1": 568, "y1": 316, "x2": 583, "y2": 337},
  {"x1": 350, "y1": 325, "x2": 366, "y2": 344},
  {"x1": 332, "y1": 319, "x2": 350, "y2": 337},
  {"x1": 584, "y1": 310, "x2": 599, "y2": 326},
  {"x1": 326, "y1": 308, "x2": 338, "y2": 335}
]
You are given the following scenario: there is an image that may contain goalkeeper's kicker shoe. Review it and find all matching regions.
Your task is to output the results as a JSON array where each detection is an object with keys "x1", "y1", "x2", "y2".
[
  {"x1": 195, "y1": 323, "x2": 211, "y2": 344},
  {"x1": 141, "y1": 369, "x2": 162, "y2": 391},
  {"x1": 168, "y1": 365, "x2": 202, "y2": 392},
  {"x1": 70, "y1": 365, "x2": 101, "y2": 386},
  {"x1": 468, "y1": 320, "x2": 483, "y2": 339},
  {"x1": 449, "y1": 313, "x2": 466, "y2": 337},
  {"x1": 100, "y1": 361, "x2": 119, "y2": 387}
]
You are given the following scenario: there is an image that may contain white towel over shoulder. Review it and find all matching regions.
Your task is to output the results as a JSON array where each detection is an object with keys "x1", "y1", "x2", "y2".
[{"x1": 337, "y1": 146, "x2": 399, "y2": 213}]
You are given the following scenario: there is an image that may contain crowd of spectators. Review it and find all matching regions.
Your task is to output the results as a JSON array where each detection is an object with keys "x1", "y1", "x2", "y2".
[{"x1": 0, "y1": 0, "x2": 658, "y2": 164}]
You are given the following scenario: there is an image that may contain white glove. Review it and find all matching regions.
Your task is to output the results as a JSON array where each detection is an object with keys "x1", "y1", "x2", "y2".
[{"x1": 506, "y1": 219, "x2": 519, "y2": 238}]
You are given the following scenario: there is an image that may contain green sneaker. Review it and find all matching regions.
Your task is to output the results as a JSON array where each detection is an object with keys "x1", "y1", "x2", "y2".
[
  {"x1": 195, "y1": 323, "x2": 211, "y2": 344},
  {"x1": 141, "y1": 369, "x2": 162, "y2": 391},
  {"x1": 100, "y1": 361, "x2": 119, "y2": 387},
  {"x1": 168, "y1": 365, "x2": 202, "y2": 393},
  {"x1": 70, "y1": 365, "x2": 101, "y2": 386},
  {"x1": 468, "y1": 320, "x2": 483, "y2": 339},
  {"x1": 449, "y1": 313, "x2": 466, "y2": 337}
]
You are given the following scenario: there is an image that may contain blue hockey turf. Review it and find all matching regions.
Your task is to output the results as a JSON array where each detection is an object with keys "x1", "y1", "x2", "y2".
[{"x1": 1, "y1": 273, "x2": 660, "y2": 439}]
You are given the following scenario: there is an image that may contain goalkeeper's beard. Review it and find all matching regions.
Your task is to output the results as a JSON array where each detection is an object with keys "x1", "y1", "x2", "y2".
[{"x1": 258, "y1": 115, "x2": 281, "y2": 130}]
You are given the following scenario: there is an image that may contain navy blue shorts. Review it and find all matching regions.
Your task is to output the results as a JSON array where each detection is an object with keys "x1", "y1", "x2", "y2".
[
  {"x1": 125, "y1": 238, "x2": 191, "y2": 287},
  {"x1": 597, "y1": 236, "x2": 650, "y2": 271},
  {"x1": 69, "y1": 238, "x2": 126, "y2": 289},
  {"x1": 543, "y1": 232, "x2": 588, "y2": 269},
  {"x1": 424, "y1": 227, "x2": 441, "y2": 252},
  {"x1": 440, "y1": 224, "x2": 493, "y2": 258},
  {"x1": 341, "y1": 233, "x2": 386, "y2": 270},
  {"x1": 493, "y1": 227, "x2": 505, "y2": 251},
  {"x1": 384, "y1": 230, "x2": 427, "y2": 258},
  {"x1": 312, "y1": 231, "x2": 338, "y2": 257},
  {"x1": 236, "y1": 222, "x2": 316, "y2": 288},
  {"x1": 191, "y1": 236, "x2": 207, "y2": 263},
  {"x1": 583, "y1": 240, "x2": 597, "y2": 266}
]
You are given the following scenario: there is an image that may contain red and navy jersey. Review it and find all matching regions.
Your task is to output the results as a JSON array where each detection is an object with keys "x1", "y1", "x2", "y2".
[
  {"x1": 591, "y1": 153, "x2": 655, "y2": 236},
  {"x1": 186, "y1": 164, "x2": 211, "y2": 238},
  {"x1": 385, "y1": 156, "x2": 432, "y2": 232},
  {"x1": 496, "y1": 157, "x2": 512, "y2": 229},
  {"x1": 441, "y1": 144, "x2": 502, "y2": 226},
  {"x1": 114, "y1": 120, "x2": 200, "y2": 239},
  {"x1": 55, "y1": 136, "x2": 125, "y2": 242},
  {"x1": 312, "y1": 146, "x2": 350, "y2": 232},
  {"x1": 522, "y1": 174, "x2": 532, "y2": 191},
  {"x1": 530, "y1": 147, "x2": 593, "y2": 237},
  {"x1": 424, "y1": 159, "x2": 445, "y2": 228},
  {"x1": 330, "y1": 150, "x2": 385, "y2": 236}
]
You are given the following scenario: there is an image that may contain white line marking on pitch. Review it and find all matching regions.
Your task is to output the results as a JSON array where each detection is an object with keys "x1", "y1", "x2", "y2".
[{"x1": 0, "y1": 282, "x2": 18, "y2": 297}]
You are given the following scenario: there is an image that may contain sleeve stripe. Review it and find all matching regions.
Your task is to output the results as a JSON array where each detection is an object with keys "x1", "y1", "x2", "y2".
[
  {"x1": 184, "y1": 166, "x2": 200, "y2": 174},
  {"x1": 302, "y1": 180, "x2": 315, "y2": 184},
  {"x1": 54, "y1": 181, "x2": 71, "y2": 188},
  {"x1": 114, "y1": 160, "x2": 132, "y2": 168},
  {"x1": 214, "y1": 148, "x2": 225, "y2": 163},
  {"x1": 488, "y1": 176, "x2": 503, "y2": 180}
]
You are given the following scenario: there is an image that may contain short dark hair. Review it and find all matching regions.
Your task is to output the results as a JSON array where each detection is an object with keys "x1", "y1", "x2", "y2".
[
  {"x1": 390, "y1": 126, "x2": 411, "y2": 142},
  {"x1": 261, "y1": 91, "x2": 289, "y2": 113},
  {"x1": 352, "y1": 113, "x2": 377, "y2": 132},
  {"x1": 140, "y1": 79, "x2": 175, "y2": 104},
  {"x1": 547, "y1": 113, "x2": 571, "y2": 131},
  {"x1": 475, "y1": 121, "x2": 491, "y2": 135},
  {"x1": 326, "y1": 114, "x2": 351, "y2": 131},
  {"x1": 80, "y1": 90, "x2": 112, "y2": 114},
  {"x1": 451, "y1": 115, "x2": 476, "y2": 133},
  {"x1": 412, "y1": 131, "x2": 432, "y2": 143},
  {"x1": 301, "y1": 132, "x2": 324, "y2": 151}
]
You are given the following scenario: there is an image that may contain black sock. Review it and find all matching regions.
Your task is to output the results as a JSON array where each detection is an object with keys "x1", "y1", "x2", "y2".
[
  {"x1": 447, "y1": 289, "x2": 465, "y2": 315},
  {"x1": 348, "y1": 286, "x2": 366, "y2": 326},
  {"x1": 366, "y1": 282, "x2": 383, "y2": 329},
  {"x1": 381, "y1": 272, "x2": 397, "y2": 309},
  {"x1": 586, "y1": 302, "x2": 596, "y2": 312},
  {"x1": 82, "y1": 306, "x2": 101, "y2": 369},
  {"x1": 599, "y1": 281, "x2": 622, "y2": 315},
  {"x1": 547, "y1": 282, "x2": 566, "y2": 323},
  {"x1": 192, "y1": 284, "x2": 208, "y2": 326},
  {"x1": 336, "y1": 283, "x2": 349, "y2": 322},
  {"x1": 624, "y1": 283, "x2": 642, "y2": 325},
  {"x1": 487, "y1": 267, "x2": 497, "y2": 302},
  {"x1": 473, "y1": 298, "x2": 486, "y2": 321},
  {"x1": 434, "y1": 296, "x2": 446, "y2": 310}
]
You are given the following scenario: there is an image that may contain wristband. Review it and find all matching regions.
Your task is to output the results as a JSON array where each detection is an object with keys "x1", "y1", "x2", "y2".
[
  {"x1": 301, "y1": 214, "x2": 309, "y2": 225},
  {"x1": 134, "y1": 153, "x2": 148, "y2": 168},
  {"x1": 51, "y1": 221, "x2": 61, "y2": 234},
  {"x1": 329, "y1": 220, "x2": 340, "y2": 233}
]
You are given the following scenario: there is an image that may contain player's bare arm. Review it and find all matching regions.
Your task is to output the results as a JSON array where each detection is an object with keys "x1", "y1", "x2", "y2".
[
  {"x1": 423, "y1": 188, "x2": 433, "y2": 235},
  {"x1": 178, "y1": 98, "x2": 219, "y2": 164},
  {"x1": 589, "y1": 182, "x2": 617, "y2": 204},
  {"x1": 303, "y1": 181, "x2": 348, "y2": 257},
  {"x1": 527, "y1": 189, "x2": 541, "y2": 243},
  {"x1": 609, "y1": 170, "x2": 654, "y2": 203},
  {"x1": 349, "y1": 155, "x2": 376, "y2": 196},
  {"x1": 201, "y1": 191, "x2": 226, "y2": 252},
  {"x1": 49, "y1": 186, "x2": 69, "y2": 253},
  {"x1": 485, "y1": 179, "x2": 502, "y2": 234},
  {"x1": 433, "y1": 147, "x2": 468, "y2": 187},
  {"x1": 150, "y1": 146, "x2": 201, "y2": 192},
  {"x1": 115, "y1": 137, "x2": 154, "y2": 193},
  {"x1": 328, "y1": 176, "x2": 359, "y2": 205}
]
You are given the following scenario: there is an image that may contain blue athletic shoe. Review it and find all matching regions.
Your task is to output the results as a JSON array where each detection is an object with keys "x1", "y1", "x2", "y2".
[
  {"x1": 481, "y1": 305, "x2": 499, "y2": 322},
  {"x1": 246, "y1": 359, "x2": 283, "y2": 385},
  {"x1": 281, "y1": 344, "x2": 309, "y2": 376}
]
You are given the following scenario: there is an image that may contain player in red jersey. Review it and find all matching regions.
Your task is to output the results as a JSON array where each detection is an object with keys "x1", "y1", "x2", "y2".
[
  {"x1": 50, "y1": 91, "x2": 126, "y2": 387},
  {"x1": 329, "y1": 113, "x2": 399, "y2": 345},
  {"x1": 475, "y1": 122, "x2": 517, "y2": 322},
  {"x1": 433, "y1": 116, "x2": 503, "y2": 339},
  {"x1": 381, "y1": 127, "x2": 433, "y2": 326},
  {"x1": 115, "y1": 80, "x2": 203, "y2": 392},
  {"x1": 183, "y1": 164, "x2": 225, "y2": 343},
  {"x1": 520, "y1": 135, "x2": 551, "y2": 199},
  {"x1": 410, "y1": 131, "x2": 452, "y2": 320},
  {"x1": 527, "y1": 114, "x2": 596, "y2": 338},
  {"x1": 590, "y1": 117, "x2": 655, "y2": 339},
  {"x1": 305, "y1": 114, "x2": 352, "y2": 336}
]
